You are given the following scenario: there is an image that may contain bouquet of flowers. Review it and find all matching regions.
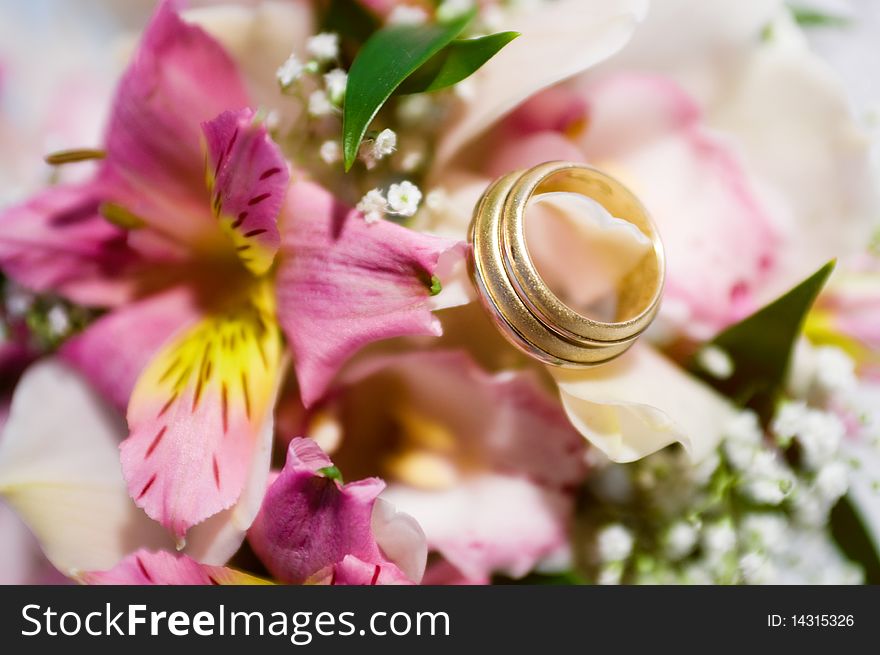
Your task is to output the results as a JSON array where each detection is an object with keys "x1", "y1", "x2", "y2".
[{"x1": 1, "y1": 0, "x2": 878, "y2": 586}]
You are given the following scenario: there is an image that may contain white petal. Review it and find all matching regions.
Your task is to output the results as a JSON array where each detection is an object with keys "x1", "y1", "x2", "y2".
[
  {"x1": 0, "y1": 359, "x2": 173, "y2": 575},
  {"x1": 602, "y1": 0, "x2": 783, "y2": 106},
  {"x1": 371, "y1": 497, "x2": 428, "y2": 584},
  {"x1": 433, "y1": 0, "x2": 649, "y2": 170},
  {"x1": 549, "y1": 345, "x2": 736, "y2": 462},
  {"x1": 711, "y1": 11, "x2": 880, "y2": 297}
]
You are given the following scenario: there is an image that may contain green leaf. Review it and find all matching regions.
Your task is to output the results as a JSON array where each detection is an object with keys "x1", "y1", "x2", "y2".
[
  {"x1": 320, "y1": 0, "x2": 380, "y2": 46},
  {"x1": 492, "y1": 570, "x2": 587, "y2": 585},
  {"x1": 342, "y1": 10, "x2": 475, "y2": 170},
  {"x1": 830, "y1": 495, "x2": 880, "y2": 584},
  {"x1": 692, "y1": 261, "x2": 835, "y2": 419},
  {"x1": 789, "y1": 5, "x2": 850, "y2": 28},
  {"x1": 396, "y1": 31, "x2": 519, "y2": 94}
]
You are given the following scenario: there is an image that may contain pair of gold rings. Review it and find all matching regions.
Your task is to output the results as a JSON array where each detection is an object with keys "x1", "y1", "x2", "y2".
[{"x1": 469, "y1": 161, "x2": 665, "y2": 367}]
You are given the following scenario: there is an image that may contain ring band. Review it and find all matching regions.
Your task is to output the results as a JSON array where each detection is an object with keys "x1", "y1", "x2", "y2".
[{"x1": 468, "y1": 161, "x2": 665, "y2": 367}]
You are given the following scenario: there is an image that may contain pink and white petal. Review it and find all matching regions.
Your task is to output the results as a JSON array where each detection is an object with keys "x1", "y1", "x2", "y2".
[
  {"x1": 371, "y1": 498, "x2": 427, "y2": 584},
  {"x1": 383, "y1": 474, "x2": 573, "y2": 583},
  {"x1": 341, "y1": 350, "x2": 587, "y2": 488},
  {"x1": 308, "y1": 555, "x2": 414, "y2": 586},
  {"x1": 80, "y1": 548, "x2": 270, "y2": 585},
  {"x1": 248, "y1": 438, "x2": 393, "y2": 584},
  {"x1": 0, "y1": 360, "x2": 175, "y2": 576},
  {"x1": 122, "y1": 289, "x2": 283, "y2": 541},
  {"x1": 182, "y1": 409, "x2": 277, "y2": 565},
  {"x1": 0, "y1": 183, "x2": 139, "y2": 307},
  {"x1": 577, "y1": 74, "x2": 780, "y2": 337},
  {"x1": 100, "y1": 0, "x2": 250, "y2": 249},
  {"x1": 433, "y1": 0, "x2": 648, "y2": 170},
  {"x1": 203, "y1": 109, "x2": 288, "y2": 275},
  {"x1": 599, "y1": 0, "x2": 782, "y2": 107},
  {"x1": 61, "y1": 286, "x2": 203, "y2": 411},
  {"x1": 549, "y1": 344, "x2": 737, "y2": 463},
  {"x1": 276, "y1": 181, "x2": 466, "y2": 407},
  {"x1": 711, "y1": 17, "x2": 880, "y2": 299}
]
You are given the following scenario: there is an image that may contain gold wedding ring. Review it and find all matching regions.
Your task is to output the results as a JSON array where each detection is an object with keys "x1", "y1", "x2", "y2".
[{"x1": 468, "y1": 161, "x2": 665, "y2": 367}]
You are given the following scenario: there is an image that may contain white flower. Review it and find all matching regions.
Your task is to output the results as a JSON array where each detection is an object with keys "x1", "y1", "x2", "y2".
[
  {"x1": 371, "y1": 128, "x2": 397, "y2": 160},
  {"x1": 814, "y1": 346, "x2": 857, "y2": 394},
  {"x1": 323, "y1": 69, "x2": 348, "y2": 105},
  {"x1": 723, "y1": 410, "x2": 764, "y2": 470},
  {"x1": 703, "y1": 520, "x2": 736, "y2": 556},
  {"x1": 276, "y1": 53, "x2": 304, "y2": 89},
  {"x1": 596, "y1": 524, "x2": 633, "y2": 562},
  {"x1": 386, "y1": 181, "x2": 422, "y2": 217},
  {"x1": 356, "y1": 189, "x2": 388, "y2": 224},
  {"x1": 814, "y1": 460, "x2": 849, "y2": 503},
  {"x1": 664, "y1": 522, "x2": 698, "y2": 560},
  {"x1": 319, "y1": 140, "x2": 341, "y2": 165},
  {"x1": 306, "y1": 32, "x2": 339, "y2": 62},
  {"x1": 388, "y1": 5, "x2": 429, "y2": 25},
  {"x1": 308, "y1": 89, "x2": 334, "y2": 117},
  {"x1": 695, "y1": 345, "x2": 734, "y2": 379},
  {"x1": 739, "y1": 552, "x2": 775, "y2": 584},
  {"x1": 797, "y1": 410, "x2": 845, "y2": 470},
  {"x1": 437, "y1": 0, "x2": 474, "y2": 23},
  {"x1": 46, "y1": 304, "x2": 70, "y2": 338},
  {"x1": 741, "y1": 513, "x2": 787, "y2": 554},
  {"x1": 5, "y1": 285, "x2": 33, "y2": 318},
  {"x1": 771, "y1": 400, "x2": 810, "y2": 446},
  {"x1": 425, "y1": 188, "x2": 449, "y2": 213},
  {"x1": 740, "y1": 450, "x2": 795, "y2": 505}
]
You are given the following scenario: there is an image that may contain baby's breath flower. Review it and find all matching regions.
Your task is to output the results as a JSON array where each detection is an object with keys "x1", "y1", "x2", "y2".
[
  {"x1": 703, "y1": 520, "x2": 736, "y2": 557},
  {"x1": 797, "y1": 410, "x2": 845, "y2": 470},
  {"x1": 46, "y1": 304, "x2": 70, "y2": 338},
  {"x1": 308, "y1": 89, "x2": 334, "y2": 117},
  {"x1": 306, "y1": 32, "x2": 339, "y2": 62},
  {"x1": 596, "y1": 524, "x2": 634, "y2": 563},
  {"x1": 437, "y1": 0, "x2": 474, "y2": 23},
  {"x1": 388, "y1": 5, "x2": 429, "y2": 25},
  {"x1": 814, "y1": 346, "x2": 857, "y2": 393},
  {"x1": 387, "y1": 181, "x2": 422, "y2": 217},
  {"x1": 319, "y1": 140, "x2": 341, "y2": 165},
  {"x1": 323, "y1": 69, "x2": 348, "y2": 105},
  {"x1": 276, "y1": 53, "x2": 304, "y2": 90},
  {"x1": 814, "y1": 460, "x2": 849, "y2": 502},
  {"x1": 664, "y1": 521, "x2": 698, "y2": 560},
  {"x1": 696, "y1": 345, "x2": 734, "y2": 379},
  {"x1": 741, "y1": 513, "x2": 787, "y2": 554},
  {"x1": 371, "y1": 128, "x2": 398, "y2": 160},
  {"x1": 356, "y1": 189, "x2": 388, "y2": 224}
]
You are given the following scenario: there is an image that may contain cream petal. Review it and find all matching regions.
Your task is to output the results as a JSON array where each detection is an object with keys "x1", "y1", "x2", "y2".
[
  {"x1": 0, "y1": 359, "x2": 174, "y2": 575},
  {"x1": 710, "y1": 11, "x2": 880, "y2": 298},
  {"x1": 371, "y1": 497, "x2": 428, "y2": 584},
  {"x1": 433, "y1": 0, "x2": 649, "y2": 170},
  {"x1": 549, "y1": 345, "x2": 737, "y2": 462}
]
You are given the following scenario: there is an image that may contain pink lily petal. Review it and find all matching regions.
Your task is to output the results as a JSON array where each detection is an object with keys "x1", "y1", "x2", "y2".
[
  {"x1": 203, "y1": 108, "x2": 288, "y2": 276},
  {"x1": 276, "y1": 180, "x2": 466, "y2": 407},
  {"x1": 308, "y1": 555, "x2": 414, "y2": 586},
  {"x1": 0, "y1": 183, "x2": 138, "y2": 307},
  {"x1": 249, "y1": 438, "x2": 420, "y2": 584},
  {"x1": 332, "y1": 350, "x2": 586, "y2": 582},
  {"x1": 80, "y1": 548, "x2": 269, "y2": 585},
  {"x1": 573, "y1": 73, "x2": 779, "y2": 337},
  {"x1": 99, "y1": 0, "x2": 249, "y2": 251},
  {"x1": 122, "y1": 288, "x2": 283, "y2": 541},
  {"x1": 61, "y1": 286, "x2": 203, "y2": 411}
]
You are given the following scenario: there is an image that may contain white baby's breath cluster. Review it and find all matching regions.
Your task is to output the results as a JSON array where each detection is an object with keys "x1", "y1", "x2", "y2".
[
  {"x1": 356, "y1": 181, "x2": 423, "y2": 224},
  {"x1": 586, "y1": 380, "x2": 863, "y2": 584}
]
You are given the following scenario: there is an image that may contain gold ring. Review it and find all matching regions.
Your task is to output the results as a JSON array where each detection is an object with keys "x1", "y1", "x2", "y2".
[{"x1": 468, "y1": 161, "x2": 665, "y2": 367}]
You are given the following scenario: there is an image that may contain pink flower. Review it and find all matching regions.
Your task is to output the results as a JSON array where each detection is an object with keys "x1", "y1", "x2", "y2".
[
  {"x1": 249, "y1": 438, "x2": 425, "y2": 585},
  {"x1": 281, "y1": 350, "x2": 588, "y2": 583},
  {"x1": 80, "y1": 548, "x2": 269, "y2": 585},
  {"x1": 0, "y1": 1, "x2": 464, "y2": 545}
]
